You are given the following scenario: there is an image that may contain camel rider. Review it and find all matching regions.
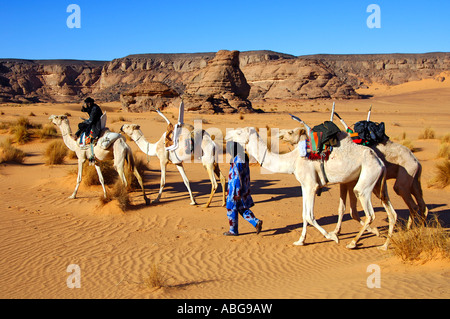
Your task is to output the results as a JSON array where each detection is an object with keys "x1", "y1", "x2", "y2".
[{"x1": 75, "y1": 97, "x2": 103, "y2": 146}]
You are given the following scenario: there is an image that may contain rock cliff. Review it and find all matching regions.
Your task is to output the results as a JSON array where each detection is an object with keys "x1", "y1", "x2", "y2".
[{"x1": 1, "y1": 51, "x2": 449, "y2": 109}]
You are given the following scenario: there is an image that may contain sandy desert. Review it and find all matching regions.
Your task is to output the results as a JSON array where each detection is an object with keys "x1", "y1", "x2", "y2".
[{"x1": 0, "y1": 77, "x2": 449, "y2": 300}]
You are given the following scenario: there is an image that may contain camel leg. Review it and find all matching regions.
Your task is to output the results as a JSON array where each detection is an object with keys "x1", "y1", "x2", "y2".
[
  {"x1": 133, "y1": 166, "x2": 150, "y2": 205},
  {"x1": 378, "y1": 196, "x2": 397, "y2": 250},
  {"x1": 175, "y1": 163, "x2": 197, "y2": 205},
  {"x1": 346, "y1": 187, "x2": 376, "y2": 249},
  {"x1": 350, "y1": 185, "x2": 380, "y2": 237},
  {"x1": 332, "y1": 184, "x2": 348, "y2": 235},
  {"x1": 411, "y1": 177, "x2": 428, "y2": 223},
  {"x1": 94, "y1": 164, "x2": 107, "y2": 198},
  {"x1": 69, "y1": 159, "x2": 85, "y2": 199},
  {"x1": 153, "y1": 161, "x2": 167, "y2": 203},
  {"x1": 203, "y1": 164, "x2": 218, "y2": 208},
  {"x1": 393, "y1": 179, "x2": 420, "y2": 229},
  {"x1": 294, "y1": 185, "x2": 338, "y2": 246},
  {"x1": 214, "y1": 163, "x2": 227, "y2": 207},
  {"x1": 293, "y1": 186, "x2": 310, "y2": 246}
]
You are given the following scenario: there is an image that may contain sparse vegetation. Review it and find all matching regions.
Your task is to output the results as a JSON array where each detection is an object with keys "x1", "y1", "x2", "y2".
[
  {"x1": 142, "y1": 263, "x2": 168, "y2": 289},
  {"x1": 441, "y1": 133, "x2": 450, "y2": 144},
  {"x1": 45, "y1": 140, "x2": 67, "y2": 165},
  {"x1": 0, "y1": 139, "x2": 26, "y2": 164},
  {"x1": 125, "y1": 156, "x2": 148, "y2": 191},
  {"x1": 390, "y1": 215, "x2": 449, "y2": 263},
  {"x1": 36, "y1": 124, "x2": 58, "y2": 140},
  {"x1": 418, "y1": 127, "x2": 435, "y2": 139},
  {"x1": 400, "y1": 139, "x2": 415, "y2": 152},
  {"x1": 83, "y1": 160, "x2": 118, "y2": 186},
  {"x1": 437, "y1": 143, "x2": 450, "y2": 160},
  {"x1": 428, "y1": 159, "x2": 450, "y2": 188},
  {"x1": 99, "y1": 180, "x2": 131, "y2": 211}
]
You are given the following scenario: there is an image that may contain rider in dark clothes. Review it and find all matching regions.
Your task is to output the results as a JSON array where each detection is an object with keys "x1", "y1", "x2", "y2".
[{"x1": 75, "y1": 97, "x2": 103, "y2": 144}]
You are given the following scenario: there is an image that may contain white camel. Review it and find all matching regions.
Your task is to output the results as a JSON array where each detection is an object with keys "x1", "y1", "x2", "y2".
[
  {"x1": 278, "y1": 124, "x2": 428, "y2": 230},
  {"x1": 49, "y1": 115, "x2": 150, "y2": 205},
  {"x1": 120, "y1": 123, "x2": 226, "y2": 208},
  {"x1": 226, "y1": 126, "x2": 397, "y2": 249}
]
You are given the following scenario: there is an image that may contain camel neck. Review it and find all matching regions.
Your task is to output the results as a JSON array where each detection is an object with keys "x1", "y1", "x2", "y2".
[
  {"x1": 58, "y1": 121, "x2": 78, "y2": 152},
  {"x1": 132, "y1": 130, "x2": 157, "y2": 156},
  {"x1": 248, "y1": 132, "x2": 298, "y2": 174}
]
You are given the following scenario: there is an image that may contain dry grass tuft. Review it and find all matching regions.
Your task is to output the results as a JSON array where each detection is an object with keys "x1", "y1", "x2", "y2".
[
  {"x1": 418, "y1": 127, "x2": 435, "y2": 139},
  {"x1": 0, "y1": 139, "x2": 26, "y2": 164},
  {"x1": 400, "y1": 139, "x2": 415, "y2": 152},
  {"x1": 45, "y1": 140, "x2": 68, "y2": 165},
  {"x1": 142, "y1": 263, "x2": 168, "y2": 289},
  {"x1": 441, "y1": 133, "x2": 450, "y2": 144},
  {"x1": 437, "y1": 143, "x2": 450, "y2": 160},
  {"x1": 125, "y1": 155, "x2": 148, "y2": 191},
  {"x1": 37, "y1": 124, "x2": 58, "y2": 140},
  {"x1": 428, "y1": 159, "x2": 450, "y2": 188},
  {"x1": 99, "y1": 180, "x2": 131, "y2": 211},
  {"x1": 83, "y1": 160, "x2": 118, "y2": 186},
  {"x1": 390, "y1": 215, "x2": 449, "y2": 263}
]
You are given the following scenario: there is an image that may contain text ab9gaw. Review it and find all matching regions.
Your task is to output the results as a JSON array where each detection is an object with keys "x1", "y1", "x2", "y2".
[{"x1": 177, "y1": 303, "x2": 272, "y2": 316}]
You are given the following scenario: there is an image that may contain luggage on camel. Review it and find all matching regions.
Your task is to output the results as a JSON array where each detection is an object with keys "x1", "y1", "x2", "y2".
[
  {"x1": 310, "y1": 120, "x2": 341, "y2": 153},
  {"x1": 353, "y1": 120, "x2": 389, "y2": 146}
]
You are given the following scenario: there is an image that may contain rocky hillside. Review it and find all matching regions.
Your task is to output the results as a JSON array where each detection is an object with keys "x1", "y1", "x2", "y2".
[{"x1": 1, "y1": 51, "x2": 449, "y2": 108}]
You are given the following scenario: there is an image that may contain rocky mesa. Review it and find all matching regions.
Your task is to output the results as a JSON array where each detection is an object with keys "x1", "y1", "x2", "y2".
[{"x1": 1, "y1": 51, "x2": 449, "y2": 111}]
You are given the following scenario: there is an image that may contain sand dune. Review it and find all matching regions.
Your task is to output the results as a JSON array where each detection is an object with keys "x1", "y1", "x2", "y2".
[{"x1": 0, "y1": 82, "x2": 449, "y2": 299}]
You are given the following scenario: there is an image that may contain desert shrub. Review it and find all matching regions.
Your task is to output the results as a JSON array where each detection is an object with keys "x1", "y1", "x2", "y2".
[
  {"x1": 37, "y1": 124, "x2": 58, "y2": 140},
  {"x1": 83, "y1": 160, "x2": 118, "y2": 186},
  {"x1": 418, "y1": 127, "x2": 435, "y2": 139},
  {"x1": 45, "y1": 140, "x2": 67, "y2": 165},
  {"x1": 10, "y1": 117, "x2": 42, "y2": 144},
  {"x1": 125, "y1": 155, "x2": 148, "y2": 191},
  {"x1": 441, "y1": 133, "x2": 450, "y2": 144},
  {"x1": 142, "y1": 263, "x2": 168, "y2": 289},
  {"x1": 67, "y1": 150, "x2": 77, "y2": 159},
  {"x1": 400, "y1": 139, "x2": 415, "y2": 152},
  {"x1": 390, "y1": 215, "x2": 449, "y2": 262},
  {"x1": 0, "y1": 139, "x2": 26, "y2": 164},
  {"x1": 428, "y1": 160, "x2": 450, "y2": 188},
  {"x1": 99, "y1": 180, "x2": 131, "y2": 211},
  {"x1": 437, "y1": 143, "x2": 450, "y2": 159},
  {"x1": 12, "y1": 124, "x2": 31, "y2": 144}
]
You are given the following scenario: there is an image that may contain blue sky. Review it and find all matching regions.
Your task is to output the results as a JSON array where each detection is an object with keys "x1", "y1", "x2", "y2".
[{"x1": 0, "y1": 0, "x2": 449, "y2": 60}]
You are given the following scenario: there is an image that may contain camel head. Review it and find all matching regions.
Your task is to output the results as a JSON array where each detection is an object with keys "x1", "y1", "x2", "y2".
[
  {"x1": 48, "y1": 114, "x2": 68, "y2": 126},
  {"x1": 225, "y1": 127, "x2": 258, "y2": 145},
  {"x1": 119, "y1": 123, "x2": 141, "y2": 137},
  {"x1": 278, "y1": 127, "x2": 305, "y2": 145}
]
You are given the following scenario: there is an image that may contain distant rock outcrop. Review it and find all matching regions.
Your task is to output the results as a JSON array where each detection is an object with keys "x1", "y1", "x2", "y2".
[
  {"x1": 1, "y1": 51, "x2": 449, "y2": 107},
  {"x1": 0, "y1": 59, "x2": 104, "y2": 103},
  {"x1": 242, "y1": 58, "x2": 359, "y2": 100},
  {"x1": 183, "y1": 50, "x2": 253, "y2": 113},
  {"x1": 120, "y1": 81, "x2": 180, "y2": 112}
]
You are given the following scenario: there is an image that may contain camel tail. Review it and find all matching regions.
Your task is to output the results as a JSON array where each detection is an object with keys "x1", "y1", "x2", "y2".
[
  {"x1": 379, "y1": 166, "x2": 388, "y2": 202},
  {"x1": 125, "y1": 148, "x2": 136, "y2": 173},
  {"x1": 414, "y1": 163, "x2": 424, "y2": 198}
]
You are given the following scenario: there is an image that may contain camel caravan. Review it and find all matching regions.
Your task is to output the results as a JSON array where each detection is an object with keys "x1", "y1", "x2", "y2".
[{"x1": 49, "y1": 100, "x2": 428, "y2": 250}]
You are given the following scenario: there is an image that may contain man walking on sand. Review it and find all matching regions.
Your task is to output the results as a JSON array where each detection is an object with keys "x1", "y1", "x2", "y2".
[{"x1": 224, "y1": 141, "x2": 263, "y2": 236}]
